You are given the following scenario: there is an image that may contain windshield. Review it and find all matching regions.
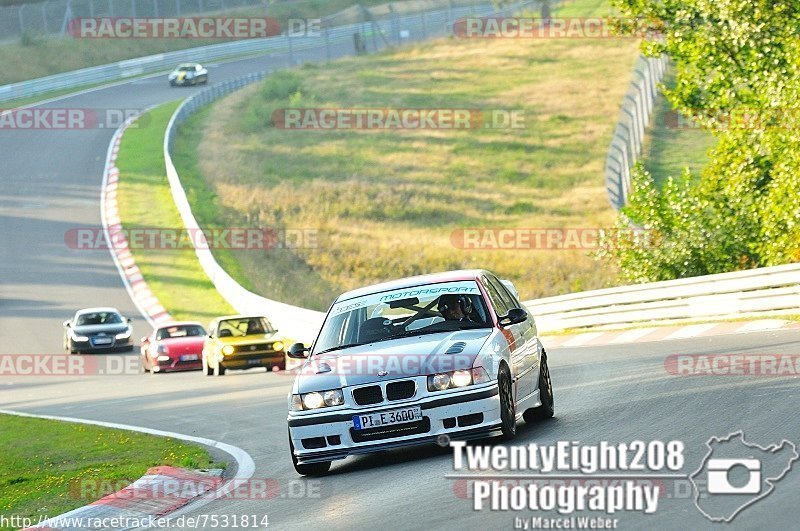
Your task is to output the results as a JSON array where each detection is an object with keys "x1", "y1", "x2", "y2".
[
  {"x1": 156, "y1": 324, "x2": 206, "y2": 340},
  {"x1": 76, "y1": 311, "x2": 123, "y2": 326},
  {"x1": 314, "y1": 280, "x2": 490, "y2": 354},
  {"x1": 177, "y1": 65, "x2": 195, "y2": 71},
  {"x1": 216, "y1": 317, "x2": 274, "y2": 337}
]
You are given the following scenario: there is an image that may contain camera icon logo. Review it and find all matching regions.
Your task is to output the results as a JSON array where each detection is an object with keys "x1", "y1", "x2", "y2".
[
  {"x1": 690, "y1": 431, "x2": 798, "y2": 522},
  {"x1": 706, "y1": 458, "x2": 761, "y2": 494}
]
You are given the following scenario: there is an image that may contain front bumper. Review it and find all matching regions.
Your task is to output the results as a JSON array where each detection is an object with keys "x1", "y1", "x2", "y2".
[
  {"x1": 288, "y1": 384, "x2": 501, "y2": 464},
  {"x1": 221, "y1": 352, "x2": 285, "y2": 370},
  {"x1": 70, "y1": 336, "x2": 132, "y2": 352},
  {"x1": 153, "y1": 356, "x2": 202, "y2": 372}
]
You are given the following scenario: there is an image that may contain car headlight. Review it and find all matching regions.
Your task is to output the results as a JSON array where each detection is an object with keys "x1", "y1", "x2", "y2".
[
  {"x1": 69, "y1": 329, "x2": 89, "y2": 342},
  {"x1": 222, "y1": 345, "x2": 234, "y2": 355},
  {"x1": 430, "y1": 373, "x2": 451, "y2": 391},
  {"x1": 157, "y1": 355, "x2": 171, "y2": 362},
  {"x1": 272, "y1": 341, "x2": 284, "y2": 352},
  {"x1": 116, "y1": 328, "x2": 132, "y2": 340},
  {"x1": 427, "y1": 367, "x2": 490, "y2": 391},
  {"x1": 289, "y1": 394, "x2": 303, "y2": 411},
  {"x1": 292, "y1": 388, "x2": 344, "y2": 411},
  {"x1": 451, "y1": 369, "x2": 472, "y2": 387}
]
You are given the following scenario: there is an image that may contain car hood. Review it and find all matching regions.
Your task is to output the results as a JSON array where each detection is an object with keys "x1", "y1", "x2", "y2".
[
  {"x1": 295, "y1": 329, "x2": 492, "y2": 393},
  {"x1": 160, "y1": 337, "x2": 205, "y2": 353},
  {"x1": 72, "y1": 324, "x2": 128, "y2": 335}
]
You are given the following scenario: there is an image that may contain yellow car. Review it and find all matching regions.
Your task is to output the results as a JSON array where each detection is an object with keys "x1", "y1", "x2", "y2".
[{"x1": 202, "y1": 315, "x2": 287, "y2": 376}]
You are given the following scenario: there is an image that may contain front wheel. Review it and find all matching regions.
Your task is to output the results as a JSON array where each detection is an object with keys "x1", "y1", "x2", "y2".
[
  {"x1": 523, "y1": 352, "x2": 554, "y2": 423},
  {"x1": 498, "y1": 364, "x2": 516, "y2": 440},
  {"x1": 214, "y1": 360, "x2": 226, "y2": 377},
  {"x1": 289, "y1": 436, "x2": 330, "y2": 476}
]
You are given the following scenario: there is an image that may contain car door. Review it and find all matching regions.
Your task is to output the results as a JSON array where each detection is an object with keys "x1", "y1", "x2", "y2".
[
  {"x1": 494, "y1": 275, "x2": 541, "y2": 401},
  {"x1": 481, "y1": 275, "x2": 531, "y2": 403},
  {"x1": 486, "y1": 275, "x2": 538, "y2": 403}
]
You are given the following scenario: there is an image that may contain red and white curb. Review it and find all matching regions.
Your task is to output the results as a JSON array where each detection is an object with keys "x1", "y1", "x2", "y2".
[
  {"x1": 26, "y1": 467, "x2": 224, "y2": 531},
  {"x1": 101, "y1": 114, "x2": 172, "y2": 327},
  {"x1": 0, "y1": 410, "x2": 254, "y2": 531},
  {"x1": 542, "y1": 318, "x2": 800, "y2": 349}
]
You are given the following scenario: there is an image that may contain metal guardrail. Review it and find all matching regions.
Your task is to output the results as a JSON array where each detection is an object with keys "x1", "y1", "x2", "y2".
[
  {"x1": 0, "y1": 0, "x2": 504, "y2": 103},
  {"x1": 156, "y1": 1, "x2": 798, "y2": 338},
  {"x1": 524, "y1": 263, "x2": 800, "y2": 332},
  {"x1": 163, "y1": 70, "x2": 327, "y2": 343},
  {"x1": 158, "y1": 1, "x2": 533, "y2": 342},
  {"x1": 604, "y1": 54, "x2": 668, "y2": 209}
]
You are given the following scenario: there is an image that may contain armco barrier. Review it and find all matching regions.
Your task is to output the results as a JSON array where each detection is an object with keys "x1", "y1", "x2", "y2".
[
  {"x1": 605, "y1": 54, "x2": 668, "y2": 209},
  {"x1": 524, "y1": 263, "x2": 800, "y2": 332},
  {"x1": 0, "y1": 0, "x2": 524, "y2": 103},
  {"x1": 159, "y1": 2, "x2": 534, "y2": 343},
  {"x1": 158, "y1": 3, "x2": 797, "y2": 338},
  {"x1": 163, "y1": 71, "x2": 326, "y2": 344}
]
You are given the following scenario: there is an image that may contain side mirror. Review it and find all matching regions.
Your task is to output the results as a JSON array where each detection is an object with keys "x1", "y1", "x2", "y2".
[
  {"x1": 499, "y1": 308, "x2": 527, "y2": 327},
  {"x1": 63, "y1": 320, "x2": 71, "y2": 327},
  {"x1": 287, "y1": 342, "x2": 310, "y2": 359},
  {"x1": 127, "y1": 318, "x2": 133, "y2": 324}
]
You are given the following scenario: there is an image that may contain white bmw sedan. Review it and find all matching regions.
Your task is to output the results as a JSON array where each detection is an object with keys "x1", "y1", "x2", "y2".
[{"x1": 286, "y1": 269, "x2": 554, "y2": 475}]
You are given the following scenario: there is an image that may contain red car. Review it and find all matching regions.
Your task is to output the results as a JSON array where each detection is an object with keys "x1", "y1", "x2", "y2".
[{"x1": 141, "y1": 322, "x2": 207, "y2": 373}]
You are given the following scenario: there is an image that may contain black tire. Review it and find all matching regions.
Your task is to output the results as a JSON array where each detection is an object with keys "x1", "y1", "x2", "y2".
[
  {"x1": 202, "y1": 355, "x2": 213, "y2": 376},
  {"x1": 214, "y1": 360, "x2": 226, "y2": 377},
  {"x1": 523, "y1": 352, "x2": 554, "y2": 423},
  {"x1": 289, "y1": 436, "x2": 331, "y2": 476},
  {"x1": 498, "y1": 363, "x2": 516, "y2": 440}
]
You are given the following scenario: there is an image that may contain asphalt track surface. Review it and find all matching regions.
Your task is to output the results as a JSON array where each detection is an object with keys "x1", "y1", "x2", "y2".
[{"x1": 1, "y1": 39, "x2": 799, "y2": 531}]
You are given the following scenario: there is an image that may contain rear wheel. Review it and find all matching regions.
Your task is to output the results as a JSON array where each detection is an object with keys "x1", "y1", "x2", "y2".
[
  {"x1": 289, "y1": 435, "x2": 331, "y2": 476},
  {"x1": 523, "y1": 352, "x2": 554, "y2": 423},
  {"x1": 498, "y1": 364, "x2": 516, "y2": 440}
]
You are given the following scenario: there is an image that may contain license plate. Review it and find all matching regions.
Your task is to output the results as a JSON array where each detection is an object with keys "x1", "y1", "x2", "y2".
[
  {"x1": 248, "y1": 358, "x2": 261, "y2": 365},
  {"x1": 180, "y1": 354, "x2": 199, "y2": 361},
  {"x1": 353, "y1": 406, "x2": 422, "y2": 430},
  {"x1": 92, "y1": 337, "x2": 112, "y2": 345}
]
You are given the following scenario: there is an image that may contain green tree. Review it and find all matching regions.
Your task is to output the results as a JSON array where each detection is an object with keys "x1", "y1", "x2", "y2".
[{"x1": 603, "y1": 0, "x2": 800, "y2": 281}]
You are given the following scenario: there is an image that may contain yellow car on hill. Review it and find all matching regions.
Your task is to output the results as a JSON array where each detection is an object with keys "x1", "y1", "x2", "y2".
[{"x1": 202, "y1": 315, "x2": 287, "y2": 376}]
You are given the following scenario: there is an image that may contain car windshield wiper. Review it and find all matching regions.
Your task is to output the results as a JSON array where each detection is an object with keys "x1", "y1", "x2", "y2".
[{"x1": 315, "y1": 342, "x2": 368, "y2": 355}]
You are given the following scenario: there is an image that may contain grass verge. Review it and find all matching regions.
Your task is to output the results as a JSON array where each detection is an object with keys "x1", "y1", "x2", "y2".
[
  {"x1": 0, "y1": 414, "x2": 221, "y2": 528},
  {"x1": 172, "y1": 0, "x2": 642, "y2": 310},
  {"x1": 115, "y1": 101, "x2": 236, "y2": 323},
  {"x1": 641, "y1": 72, "x2": 717, "y2": 186}
]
